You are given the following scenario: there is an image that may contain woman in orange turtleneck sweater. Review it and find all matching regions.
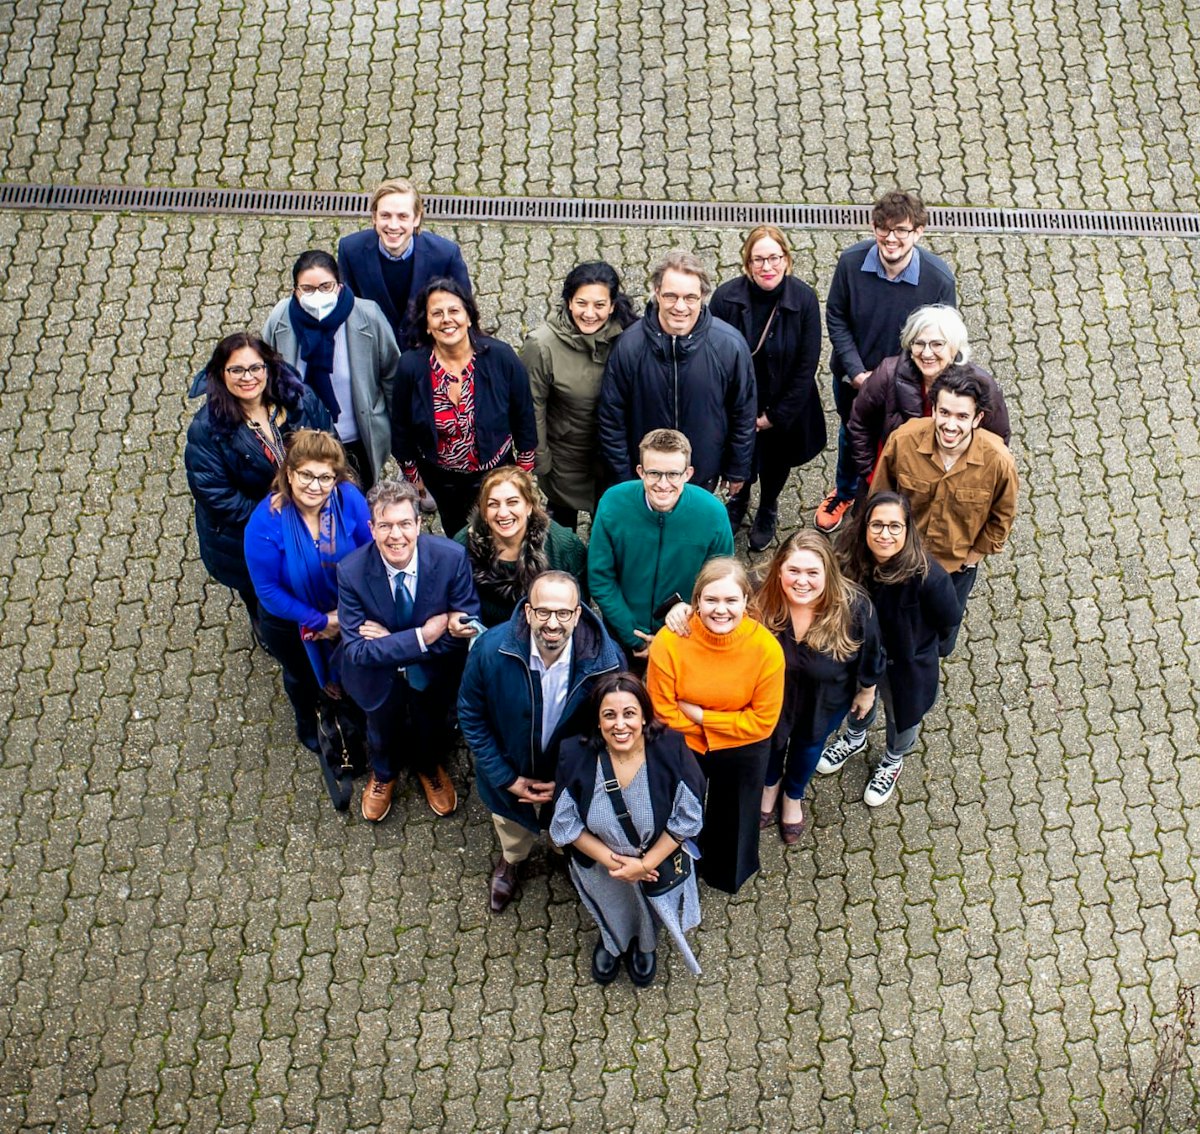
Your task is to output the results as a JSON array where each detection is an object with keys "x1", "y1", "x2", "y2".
[{"x1": 646, "y1": 557, "x2": 785, "y2": 893}]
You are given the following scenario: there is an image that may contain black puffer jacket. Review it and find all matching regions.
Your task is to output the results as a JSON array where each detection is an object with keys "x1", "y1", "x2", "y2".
[
  {"x1": 848, "y1": 355, "x2": 1012, "y2": 481},
  {"x1": 597, "y1": 304, "x2": 756, "y2": 486},
  {"x1": 185, "y1": 380, "x2": 331, "y2": 595}
]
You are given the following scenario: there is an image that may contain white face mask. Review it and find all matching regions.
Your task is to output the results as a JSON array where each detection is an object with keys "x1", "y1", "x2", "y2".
[{"x1": 298, "y1": 287, "x2": 339, "y2": 320}]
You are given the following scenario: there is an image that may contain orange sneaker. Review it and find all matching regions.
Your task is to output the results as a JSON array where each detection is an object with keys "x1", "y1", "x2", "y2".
[
  {"x1": 361, "y1": 773, "x2": 395, "y2": 822},
  {"x1": 814, "y1": 490, "x2": 853, "y2": 533},
  {"x1": 418, "y1": 765, "x2": 458, "y2": 816}
]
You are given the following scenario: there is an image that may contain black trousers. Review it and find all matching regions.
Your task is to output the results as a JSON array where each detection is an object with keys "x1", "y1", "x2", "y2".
[
  {"x1": 256, "y1": 609, "x2": 322, "y2": 739},
  {"x1": 729, "y1": 433, "x2": 794, "y2": 517},
  {"x1": 366, "y1": 676, "x2": 456, "y2": 782},
  {"x1": 695, "y1": 738, "x2": 771, "y2": 894},
  {"x1": 342, "y1": 437, "x2": 374, "y2": 492},
  {"x1": 417, "y1": 458, "x2": 513, "y2": 538},
  {"x1": 941, "y1": 564, "x2": 980, "y2": 655}
]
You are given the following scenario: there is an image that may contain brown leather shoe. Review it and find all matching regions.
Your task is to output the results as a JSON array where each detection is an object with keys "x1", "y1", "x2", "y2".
[
  {"x1": 489, "y1": 857, "x2": 520, "y2": 914},
  {"x1": 361, "y1": 773, "x2": 395, "y2": 822},
  {"x1": 417, "y1": 765, "x2": 457, "y2": 816}
]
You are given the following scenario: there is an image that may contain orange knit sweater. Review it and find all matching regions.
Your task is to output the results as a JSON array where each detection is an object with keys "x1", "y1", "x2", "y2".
[{"x1": 646, "y1": 614, "x2": 785, "y2": 754}]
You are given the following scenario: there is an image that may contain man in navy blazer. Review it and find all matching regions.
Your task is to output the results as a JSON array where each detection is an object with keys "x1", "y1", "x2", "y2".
[
  {"x1": 337, "y1": 178, "x2": 473, "y2": 349},
  {"x1": 337, "y1": 478, "x2": 481, "y2": 822}
]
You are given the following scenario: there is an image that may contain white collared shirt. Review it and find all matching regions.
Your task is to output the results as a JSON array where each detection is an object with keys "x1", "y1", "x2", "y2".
[
  {"x1": 530, "y1": 638, "x2": 573, "y2": 746},
  {"x1": 382, "y1": 544, "x2": 426, "y2": 652}
]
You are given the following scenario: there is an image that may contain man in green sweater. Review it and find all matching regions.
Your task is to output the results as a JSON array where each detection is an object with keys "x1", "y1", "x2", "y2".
[{"x1": 588, "y1": 429, "x2": 734, "y2": 670}]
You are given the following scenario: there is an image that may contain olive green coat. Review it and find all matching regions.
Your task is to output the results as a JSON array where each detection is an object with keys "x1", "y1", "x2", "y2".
[{"x1": 520, "y1": 307, "x2": 625, "y2": 515}]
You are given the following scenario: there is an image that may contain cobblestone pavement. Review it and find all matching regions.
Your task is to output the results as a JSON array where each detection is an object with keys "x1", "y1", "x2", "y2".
[
  {"x1": 1, "y1": 0, "x2": 1199, "y2": 212},
  {"x1": 4, "y1": 1, "x2": 1200, "y2": 1133}
]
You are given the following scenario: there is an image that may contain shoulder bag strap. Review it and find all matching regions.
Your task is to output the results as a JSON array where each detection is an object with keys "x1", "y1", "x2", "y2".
[{"x1": 596, "y1": 746, "x2": 648, "y2": 852}]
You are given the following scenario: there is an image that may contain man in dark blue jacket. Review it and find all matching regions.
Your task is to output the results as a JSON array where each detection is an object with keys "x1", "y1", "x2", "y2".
[
  {"x1": 818, "y1": 189, "x2": 957, "y2": 533},
  {"x1": 598, "y1": 249, "x2": 756, "y2": 494},
  {"x1": 458, "y1": 570, "x2": 623, "y2": 913},
  {"x1": 337, "y1": 178, "x2": 473, "y2": 348},
  {"x1": 337, "y1": 479, "x2": 481, "y2": 823}
]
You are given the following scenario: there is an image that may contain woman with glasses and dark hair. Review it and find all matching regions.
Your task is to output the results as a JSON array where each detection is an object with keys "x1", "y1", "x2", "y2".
[
  {"x1": 520, "y1": 261, "x2": 639, "y2": 530},
  {"x1": 185, "y1": 332, "x2": 333, "y2": 749},
  {"x1": 262, "y1": 249, "x2": 401, "y2": 491},
  {"x1": 710, "y1": 225, "x2": 825, "y2": 551},
  {"x1": 391, "y1": 277, "x2": 537, "y2": 538},
  {"x1": 243, "y1": 430, "x2": 374, "y2": 808},
  {"x1": 551, "y1": 672, "x2": 708, "y2": 986},
  {"x1": 819, "y1": 492, "x2": 963, "y2": 807},
  {"x1": 454, "y1": 467, "x2": 587, "y2": 627}
]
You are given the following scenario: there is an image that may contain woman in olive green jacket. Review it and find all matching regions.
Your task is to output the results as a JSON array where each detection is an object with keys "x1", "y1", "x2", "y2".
[{"x1": 520, "y1": 262, "x2": 638, "y2": 530}]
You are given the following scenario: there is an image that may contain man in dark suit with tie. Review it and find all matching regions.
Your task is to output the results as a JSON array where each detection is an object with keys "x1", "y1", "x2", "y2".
[
  {"x1": 337, "y1": 178, "x2": 473, "y2": 349},
  {"x1": 337, "y1": 478, "x2": 481, "y2": 822}
]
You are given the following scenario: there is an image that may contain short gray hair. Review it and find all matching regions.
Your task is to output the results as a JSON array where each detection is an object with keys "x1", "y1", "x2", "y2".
[
  {"x1": 649, "y1": 249, "x2": 712, "y2": 298},
  {"x1": 898, "y1": 304, "x2": 972, "y2": 365},
  {"x1": 367, "y1": 477, "x2": 421, "y2": 520}
]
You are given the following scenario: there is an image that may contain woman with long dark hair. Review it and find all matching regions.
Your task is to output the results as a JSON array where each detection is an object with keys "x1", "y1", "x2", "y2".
[
  {"x1": 520, "y1": 261, "x2": 639, "y2": 529},
  {"x1": 391, "y1": 277, "x2": 537, "y2": 538},
  {"x1": 752, "y1": 531, "x2": 882, "y2": 841},
  {"x1": 453, "y1": 467, "x2": 587, "y2": 627},
  {"x1": 184, "y1": 333, "x2": 332, "y2": 747},
  {"x1": 822, "y1": 492, "x2": 963, "y2": 807},
  {"x1": 551, "y1": 672, "x2": 707, "y2": 986},
  {"x1": 243, "y1": 430, "x2": 373, "y2": 808}
]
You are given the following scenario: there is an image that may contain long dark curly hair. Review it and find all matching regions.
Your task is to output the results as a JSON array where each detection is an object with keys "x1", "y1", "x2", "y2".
[
  {"x1": 464, "y1": 467, "x2": 553, "y2": 604},
  {"x1": 202, "y1": 332, "x2": 305, "y2": 435}
]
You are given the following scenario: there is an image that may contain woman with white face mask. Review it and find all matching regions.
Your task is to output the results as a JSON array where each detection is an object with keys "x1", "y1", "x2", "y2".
[{"x1": 263, "y1": 249, "x2": 401, "y2": 490}]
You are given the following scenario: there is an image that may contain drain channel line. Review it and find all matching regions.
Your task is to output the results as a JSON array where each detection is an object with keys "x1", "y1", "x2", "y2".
[{"x1": 1, "y1": 181, "x2": 1197, "y2": 239}]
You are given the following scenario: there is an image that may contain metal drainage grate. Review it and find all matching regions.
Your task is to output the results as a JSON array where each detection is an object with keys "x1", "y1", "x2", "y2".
[{"x1": 1, "y1": 181, "x2": 1198, "y2": 239}]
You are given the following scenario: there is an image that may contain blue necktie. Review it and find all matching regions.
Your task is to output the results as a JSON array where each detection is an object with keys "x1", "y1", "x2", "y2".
[{"x1": 394, "y1": 572, "x2": 427, "y2": 691}]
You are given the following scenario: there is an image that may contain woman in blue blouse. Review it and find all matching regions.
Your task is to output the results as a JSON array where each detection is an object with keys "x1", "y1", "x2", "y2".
[{"x1": 244, "y1": 429, "x2": 373, "y2": 807}]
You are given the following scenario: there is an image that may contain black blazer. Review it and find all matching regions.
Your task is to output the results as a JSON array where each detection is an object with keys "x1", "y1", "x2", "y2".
[
  {"x1": 337, "y1": 228, "x2": 472, "y2": 346},
  {"x1": 391, "y1": 336, "x2": 537, "y2": 471},
  {"x1": 709, "y1": 274, "x2": 826, "y2": 467}
]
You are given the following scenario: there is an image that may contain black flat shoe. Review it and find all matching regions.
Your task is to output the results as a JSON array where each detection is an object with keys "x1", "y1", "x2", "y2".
[
  {"x1": 626, "y1": 946, "x2": 657, "y2": 988},
  {"x1": 591, "y1": 942, "x2": 621, "y2": 985}
]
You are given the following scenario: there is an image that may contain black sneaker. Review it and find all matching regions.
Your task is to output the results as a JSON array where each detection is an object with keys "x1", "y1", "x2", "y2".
[
  {"x1": 748, "y1": 506, "x2": 778, "y2": 552},
  {"x1": 591, "y1": 941, "x2": 621, "y2": 984}
]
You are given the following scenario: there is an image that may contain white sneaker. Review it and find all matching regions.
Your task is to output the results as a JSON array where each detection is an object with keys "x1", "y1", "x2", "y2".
[
  {"x1": 816, "y1": 730, "x2": 867, "y2": 775},
  {"x1": 863, "y1": 757, "x2": 903, "y2": 807}
]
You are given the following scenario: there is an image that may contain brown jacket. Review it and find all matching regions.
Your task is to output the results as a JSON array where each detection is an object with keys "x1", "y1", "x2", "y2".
[{"x1": 871, "y1": 418, "x2": 1019, "y2": 573}]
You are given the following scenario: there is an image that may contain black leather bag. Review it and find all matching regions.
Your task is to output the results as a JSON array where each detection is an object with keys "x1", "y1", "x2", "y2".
[{"x1": 316, "y1": 695, "x2": 367, "y2": 809}]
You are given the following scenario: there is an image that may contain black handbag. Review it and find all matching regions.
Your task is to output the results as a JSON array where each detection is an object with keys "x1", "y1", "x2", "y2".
[
  {"x1": 597, "y1": 746, "x2": 692, "y2": 897},
  {"x1": 316, "y1": 694, "x2": 367, "y2": 809}
]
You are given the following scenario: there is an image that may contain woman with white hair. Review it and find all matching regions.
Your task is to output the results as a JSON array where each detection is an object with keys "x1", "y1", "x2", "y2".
[{"x1": 847, "y1": 304, "x2": 1011, "y2": 484}]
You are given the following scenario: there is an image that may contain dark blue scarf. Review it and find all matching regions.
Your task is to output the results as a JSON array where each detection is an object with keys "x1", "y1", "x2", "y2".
[
  {"x1": 281, "y1": 485, "x2": 354, "y2": 687},
  {"x1": 288, "y1": 287, "x2": 355, "y2": 422}
]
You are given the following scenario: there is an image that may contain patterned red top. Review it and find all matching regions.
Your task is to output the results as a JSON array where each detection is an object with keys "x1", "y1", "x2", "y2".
[{"x1": 402, "y1": 352, "x2": 535, "y2": 481}]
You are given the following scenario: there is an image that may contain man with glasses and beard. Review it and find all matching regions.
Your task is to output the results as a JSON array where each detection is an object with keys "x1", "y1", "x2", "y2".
[{"x1": 458, "y1": 570, "x2": 624, "y2": 913}]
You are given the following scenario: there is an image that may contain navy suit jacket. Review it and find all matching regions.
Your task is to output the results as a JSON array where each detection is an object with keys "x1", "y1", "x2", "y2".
[
  {"x1": 336, "y1": 535, "x2": 481, "y2": 712},
  {"x1": 337, "y1": 228, "x2": 472, "y2": 347}
]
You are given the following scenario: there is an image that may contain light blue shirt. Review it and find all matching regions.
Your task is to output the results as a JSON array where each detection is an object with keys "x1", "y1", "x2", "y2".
[
  {"x1": 377, "y1": 236, "x2": 415, "y2": 263},
  {"x1": 861, "y1": 244, "x2": 922, "y2": 285},
  {"x1": 382, "y1": 544, "x2": 427, "y2": 652},
  {"x1": 531, "y1": 639, "x2": 573, "y2": 746}
]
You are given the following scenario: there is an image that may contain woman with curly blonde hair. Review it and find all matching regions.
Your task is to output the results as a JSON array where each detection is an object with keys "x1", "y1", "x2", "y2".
[{"x1": 751, "y1": 531, "x2": 883, "y2": 842}]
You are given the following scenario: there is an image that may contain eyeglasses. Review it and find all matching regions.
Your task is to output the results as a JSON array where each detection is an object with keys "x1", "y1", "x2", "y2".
[
  {"x1": 296, "y1": 281, "x2": 338, "y2": 296},
  {"x1": 749, "y1": 254, "x2": 785, "y2": 269},
  {"x1": 875, "y1": 226, "x2": 916, "y2": 239},
  {"x1": 867, "y1": 520, "x2": 907, "y2": 536},
  {"x1": 912, "y1": 339, "x2": 947, "y2": 353},
  {"x1": 372, "y1": 521, "x2": 415, "y2": 535},
  {"x1": 659, "y1": 292, "x2": 702, "y2": 308},
  {"x1": 641, "y1": 469, "x2": 687, "y2": 483},
  {"x1": 529, "y1": 606, "x2": 579, "y2": 623},
  {"x1": 293, "y1": 470, "x2": 337, "y2": 488},
  {"x1": 226, "y1": 362, "x2": 267, "y2": 378}
]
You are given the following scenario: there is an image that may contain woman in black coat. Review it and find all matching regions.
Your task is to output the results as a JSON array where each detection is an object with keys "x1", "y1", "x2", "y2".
[
  {"x1": 184, "y1": 332, "x2": 333, "y2": 748},
  {"x1": 710, "y1": 225, "x2": 825, "y2": 551},
  {"x1": 822, "y1": 492, "x2": 964, "y2": 808},
  {"x1": 391, "y1": 277, "x2": 537, "y2": 538}
]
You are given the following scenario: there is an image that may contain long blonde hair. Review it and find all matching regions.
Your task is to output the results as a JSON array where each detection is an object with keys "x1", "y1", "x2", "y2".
[{"x1": 751, "y1": 531, "x2": 864, "y2": 661}]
